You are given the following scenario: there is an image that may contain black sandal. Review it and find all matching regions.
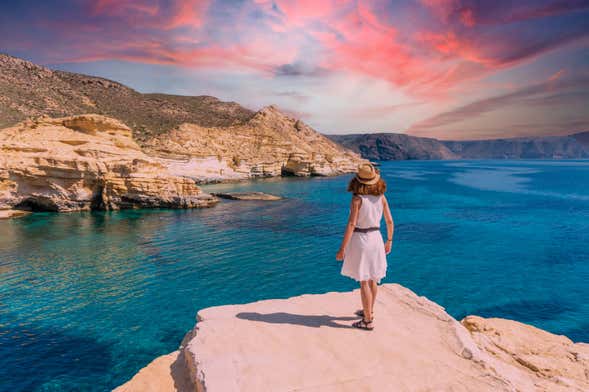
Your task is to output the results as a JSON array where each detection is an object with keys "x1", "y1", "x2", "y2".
[{"x1": 352, "y1": 318, "x2": 374, "y2": 330}]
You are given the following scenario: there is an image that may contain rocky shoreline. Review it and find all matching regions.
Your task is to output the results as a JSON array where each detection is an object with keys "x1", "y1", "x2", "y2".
[
  {"x1": 115, "y1": 284, "x2": 589, "y2": 392},
  {"x1": 0, "y1": 53, "x2": 366, "y2": 217},
  {"x1": 0, "y1": 115, "x2": 219, "y2": 213},
  {"x1": 0, "y1": 112, "x2": 362, "y2": 216}
]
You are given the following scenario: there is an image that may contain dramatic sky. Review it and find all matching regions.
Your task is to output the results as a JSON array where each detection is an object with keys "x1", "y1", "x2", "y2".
[{"x1": 1, "y1": 0, "x2": 588, "y2": 139}]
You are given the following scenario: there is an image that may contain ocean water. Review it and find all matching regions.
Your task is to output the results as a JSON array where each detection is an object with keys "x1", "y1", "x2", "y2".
[{"x1": 1, "y1": 160, "x2": 588, "y2": 391}]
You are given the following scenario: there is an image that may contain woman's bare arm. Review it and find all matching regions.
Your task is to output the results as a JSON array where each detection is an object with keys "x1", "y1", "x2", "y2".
[
  {"x1": 382, "y1": 195, "x2": 394, "y2": 254},
  {"x1": 336, "y1": 196, "x2": 361, "y2": 260}
]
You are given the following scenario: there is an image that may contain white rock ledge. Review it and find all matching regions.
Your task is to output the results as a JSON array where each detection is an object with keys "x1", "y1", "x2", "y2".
[{"x1": 115, "y1": 284, "x2": 589, "y2": 392}]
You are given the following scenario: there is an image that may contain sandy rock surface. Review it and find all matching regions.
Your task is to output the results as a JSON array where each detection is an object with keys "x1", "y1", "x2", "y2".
[
  {"x1": 118, "y1": 284, "x2": 588, "y2": 391},
  {"x1": 113, "y1": 351, "x2": 193, "y2": 392},
  {"x1": 0, "y1": 114, "x2": 218, "y2": 212}
]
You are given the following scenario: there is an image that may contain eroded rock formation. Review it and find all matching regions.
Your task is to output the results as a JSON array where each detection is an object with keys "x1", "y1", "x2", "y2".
[
  {"x1": 0, "y1": 114, "x2": 218, "y2": 212},
  {"x1": 116, "y1": 284, "x2": 589, "y2": 391},
  {"x1": 143, "y1": 106, "x2": 365, "y2": 182}
]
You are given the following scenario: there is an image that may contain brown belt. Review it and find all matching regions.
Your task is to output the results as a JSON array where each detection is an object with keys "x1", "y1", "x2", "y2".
[{"x1": 354, "y1": 227, "x2": 380, "y2": 233}]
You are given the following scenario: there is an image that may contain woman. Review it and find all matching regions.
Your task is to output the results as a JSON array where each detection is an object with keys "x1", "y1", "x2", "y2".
[{"x1": 336, "y1": 163, "x2": 394, "y2": 330}]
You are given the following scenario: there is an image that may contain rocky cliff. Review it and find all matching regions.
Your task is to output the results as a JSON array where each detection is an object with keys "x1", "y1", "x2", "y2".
[
  {"x1": 143, "y1": 105, "x2": 365, "y2": 181},
  {"x1": 0, "y1": 114, "x2": 217, "y2": 212},
  {"x1": 115, "y1": 284, "x2": 589, "y2": 392},
  {"x1": 0, "y1": 53, "x2": 253, "y2": 142},
  {"x1": 0, "y1": 53, "x2": 365, "y2": 181},
  {"x1": 329, "y1": 132, "x2": 589, "y2": 161}
]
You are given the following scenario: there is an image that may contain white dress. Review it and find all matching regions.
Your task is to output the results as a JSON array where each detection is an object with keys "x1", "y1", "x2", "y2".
[{"x1": 341, "y1": 194, "x2": 387, "y2": 283}]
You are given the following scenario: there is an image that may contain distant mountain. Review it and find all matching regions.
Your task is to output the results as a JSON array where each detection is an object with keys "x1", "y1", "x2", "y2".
[
  {"x1": 327, "y1": 133, "x2": 458, "y2": 160},
  {"x1": 442, "y1": 134, "x2": 589, "y2": 159},
  {"x1": 573, "y1": 131, "x2": 589, "y2": 147},
  {"x1": 329, "y1": 132, "x2": 589, "y2": 160}
]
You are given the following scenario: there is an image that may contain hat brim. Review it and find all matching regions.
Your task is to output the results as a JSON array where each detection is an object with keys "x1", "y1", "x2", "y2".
[{"x1": 355, "y1": 174, "x2": 380, "y2": 185}]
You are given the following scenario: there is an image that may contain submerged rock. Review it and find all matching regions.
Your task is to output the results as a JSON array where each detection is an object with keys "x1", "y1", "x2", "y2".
[
  {"x1": 211, "y1": 192, "x2": 282, "y2": 201},
  {"x1": 116, "y1": 284, "x2": 589, "y2": 391},
  {"x1": 0, "y1": 115, "x2": 218, "y2": 212},
  {"x1": 0, "y1": 209, "x2": 30, "y2": 219}
]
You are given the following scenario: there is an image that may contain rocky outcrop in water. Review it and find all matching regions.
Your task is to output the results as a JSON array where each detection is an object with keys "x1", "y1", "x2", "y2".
[
  {"x1": 0, "y1": 209, "x2": 30, "y2": 219},
  {"x1": 116, "y1": 284, "x2": 589, "y2": 391},
  {"x1": 0, "y1": 114, "x2": 218, "y2": 212},
  {"x1": 329, "y1": 132, "x2": 589, "y2": 161},
  {"x1": 143, "y1": 106, "x2": 365, "y2": 181},
  {"x1": 211, "y1": 192, "x2": 282, "y2": 201}
]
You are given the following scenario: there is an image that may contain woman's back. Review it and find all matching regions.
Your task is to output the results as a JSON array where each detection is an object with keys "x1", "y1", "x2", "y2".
[
  {"x1": 337, "y1": 163, "x2": 394, "y2": 330},
  {"x1": 356, "y1": 195, "x2": 383, "y2": 228}
]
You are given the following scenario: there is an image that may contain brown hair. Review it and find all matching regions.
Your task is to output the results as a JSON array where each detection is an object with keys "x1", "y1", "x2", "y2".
[{"x1": 347, "y1": 177, "x2": 387, "y2": 196}]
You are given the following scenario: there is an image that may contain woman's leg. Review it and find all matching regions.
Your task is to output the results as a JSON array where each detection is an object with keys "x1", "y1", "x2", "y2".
[
  {"x1": 360, "y1": 281, "x2": 373, "y2": 321},
  {"x1": 369, "y1": 280, "x2": 377, "y2": 312}
]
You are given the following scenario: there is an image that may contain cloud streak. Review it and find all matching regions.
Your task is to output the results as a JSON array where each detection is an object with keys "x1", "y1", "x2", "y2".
[{"x1": 409, "y1": 74, "x2": 589, "y2": 139}]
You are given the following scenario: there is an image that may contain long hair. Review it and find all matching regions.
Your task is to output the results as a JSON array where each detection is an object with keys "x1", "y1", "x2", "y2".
[{"x1": 347, "y1": 177, "x2": 387, "y2": 196}]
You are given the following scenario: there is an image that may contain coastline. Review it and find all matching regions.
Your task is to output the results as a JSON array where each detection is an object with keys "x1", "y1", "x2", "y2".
[
  {"x1": 0, "y1": 173, "x2": 348, "y2": 219},
  {"x1": 0, "y1": 113, "x2": 363, "y2": 217}
]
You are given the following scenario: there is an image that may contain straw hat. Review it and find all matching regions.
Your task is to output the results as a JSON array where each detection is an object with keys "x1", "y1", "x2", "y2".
[{"x1": 355, "y1": 163, "x2": 380, "y2": 185}]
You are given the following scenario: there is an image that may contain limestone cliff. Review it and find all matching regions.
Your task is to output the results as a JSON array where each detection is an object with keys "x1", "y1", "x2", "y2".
[
  {"x1": 0, "y1": 114, "x2": 217, "y2": 212},
  {"x1": 143, "y1": 106, "x2": 365, "y2": 181},
  {"x1": 116, "y1": 284, "x2": 588, "y2": 391}
]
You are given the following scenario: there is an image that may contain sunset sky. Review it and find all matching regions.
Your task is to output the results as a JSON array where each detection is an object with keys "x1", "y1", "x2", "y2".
[{"x1": 1, "y1": 0, "x2": 588, "y2": 139}]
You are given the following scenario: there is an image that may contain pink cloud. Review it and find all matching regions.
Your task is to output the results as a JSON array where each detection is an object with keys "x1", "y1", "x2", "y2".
[
  {"x1": 164, "y1": 0, "x2": 211, "y2": 29},
  {"x1": 91, "y1": 0, "x2": 210, "y2": 30},
  {"x1": 310, "y1": 3, "x2": 428, "y2": 88},
  {"x1": 91, "y1": 0, "x2": 160, "y2": 17},
  {"x1": 548, "y1": 69, "x2": 566, "y2": 82},
  {"x1": 408, "y1": 74, "x2": 589, "y2": 139},
  {"x1": 6, "y1": 0, "x2": 586, "y2": 104},
  {"x1": 60, "y1": 42, "x2": 286, "y2": 74}
]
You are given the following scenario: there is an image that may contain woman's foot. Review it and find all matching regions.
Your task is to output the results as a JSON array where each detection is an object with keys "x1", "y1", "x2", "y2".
[
  {"x1": 352, "y1": 318, "x2": 374, "y2": 330},
  {"x1": 355, "y1": 309, "x2": 374, "y2": 319}
]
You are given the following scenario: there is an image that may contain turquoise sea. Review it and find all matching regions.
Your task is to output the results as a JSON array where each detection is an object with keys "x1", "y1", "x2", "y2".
[{"x1": 1, "y1": 160, "x2": 588, "y2": 391}]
